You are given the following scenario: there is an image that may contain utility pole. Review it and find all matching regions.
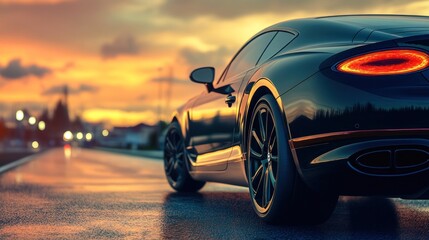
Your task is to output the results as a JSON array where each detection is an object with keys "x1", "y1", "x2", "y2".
[
  {"x1": 157, "y1": 67, "x2": 163, "y2": 123},
  {"x1": 63, "y1": 84, "x2": 68, "y2": 106},
  {"x1": 157, "y1": 67, "x2": 164, "y2": 149},
  {"x1": 165, "y1": 66, "x2": 173, "y2": 122},
  {"x1": 63, "y1": 84, "x2": 70, "y2": 129}
]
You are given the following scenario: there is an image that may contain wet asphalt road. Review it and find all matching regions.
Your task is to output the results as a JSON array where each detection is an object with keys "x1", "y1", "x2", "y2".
[{"x1": 1, "y1": 148, "x2": 429, "y2": 239}]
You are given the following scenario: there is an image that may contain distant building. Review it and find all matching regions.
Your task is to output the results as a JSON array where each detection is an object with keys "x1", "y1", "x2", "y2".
[{"x1": 99, "y1": 123, "x2": 157, "y2": 150}]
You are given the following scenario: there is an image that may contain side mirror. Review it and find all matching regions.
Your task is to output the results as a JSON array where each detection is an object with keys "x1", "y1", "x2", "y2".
[{"x1": 190, "y1": 67, "x2": 215, "y2": 92}]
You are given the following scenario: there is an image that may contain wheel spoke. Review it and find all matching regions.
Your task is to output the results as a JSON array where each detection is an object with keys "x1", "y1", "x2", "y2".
[
  {"x1": 251, "y1": 165, "x2": 263, "y2": 183},
  {"x1": 268, "y1": 165, "x2": 276, "y2": 187},
  {"x1": 265, "y1": 111, "x2": 271, "y2": 144},
  {"x1": 176, "y1": 151, "x2": 184, "y2": 159},
  {"x1": 251, "y1": 130, "x2": 264, "y2": 151},
  {"x1": 268, "y1": 126, "x2": 276, "y2": 152},
  {"x1": 172, "y1": 131, "x2": 179, "y2": 144},
  {"x1": 252, "y1": 165, "x2": 265, "y2": 195},
  {"x1": 269, "y1": 138, "x2": 276, "y2": 152},
  {"x1": 176, "y1": 157, "x2": 184, "y2": 167},
  {"x1": 250, "y1": 146, "x2": 263, "y2": 159},
  {"x1": 165, "y1": 137, "x2": 175, "y2": 152},
  {"x1": 271, "y1": 155, "x2": 278, "y2": 162},
  {"x1": 165, "y1": 157, "x2": 174, "y2": 175},
  {"x1": 254, "y1": 174, "x2": 264, "y2": 196},
  {"x1": 173, "y1": 160, "x2": 180, "y2": 171},
  {"x1": 258, "y1": 109, "x2": 266, "y2": 142},
  {"x1": 263, "y1": 169, "x2": 271, "y2": 207},
  {"x1": 175, "y1": 139, "x2": 183, "y2": 152}
]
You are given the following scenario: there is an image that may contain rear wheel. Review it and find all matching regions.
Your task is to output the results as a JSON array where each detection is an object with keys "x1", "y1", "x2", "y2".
[
  {"x1": 247, "y1": 94, "x2": 338, "y2": 224},
  {"x1": 164, "y1": 122, "x2": 205, "y2": 192}
]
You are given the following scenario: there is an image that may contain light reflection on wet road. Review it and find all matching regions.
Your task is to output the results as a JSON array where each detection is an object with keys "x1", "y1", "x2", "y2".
[{"x1": 1, "y1": 147, "x2": 429, "y2": 239}]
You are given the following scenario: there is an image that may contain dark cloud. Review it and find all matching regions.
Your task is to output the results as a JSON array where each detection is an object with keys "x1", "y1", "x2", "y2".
[
  {"x1": 42, "y1": 84, "x2": 98, "y2": 95},
  {"x1": 42, "y1": 85, "x2": 66, "y2": 95},
  {"x1": 0, "y1": 0, "x2": 128, "y2": 48},
  {"x1": 159, "y1": 0, "x2": 409, "y2": 19},
  {"x1": 78, "y1": 84, "x2": 98, "y2": 92},
  {"x1": 101, "y1": 35, "x2": 141, "y2": 58},
  {"x1": 0, "y1": 59, "x2": 51, "y2": 80},
  {"x1": 180, "y1": 46, "x2": 232, "y2": 70}
]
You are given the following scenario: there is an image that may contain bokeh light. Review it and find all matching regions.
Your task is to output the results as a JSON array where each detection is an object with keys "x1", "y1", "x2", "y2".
[
  {"x1": 28, "y1": 116, "x2": 36, "y2": 125},
  {"x1": 38, "y1": 121, "x2": 46, "y2": 131},
  {"x1": 102, "y1": 129, "x2": 109, "y2": 137},
  {"x1": 85, "y1": 133, "x2": 93, "y2": 141},
  {"x1": 63, "y1": 131, "x2": 73, "y2": 141},
  {"x1": 31, "y1": 141, "x2": 39, "y2": 149},
  {"x1": 76, "y1": 132, "x2": 83, "y2": 140},
  {"x1": 16, "y1": 110, "x2": 24, "y2": 121}
]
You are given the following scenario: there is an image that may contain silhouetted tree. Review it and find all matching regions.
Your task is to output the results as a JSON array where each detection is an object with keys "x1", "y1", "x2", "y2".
[
  {"x1": 71, "y1": 115, "x2": 85, "y2": 133},
  {"x1": 50, "y1": 100, "x2": 70, "y2": 144},
  {"x1": 0, "y1": 117, "x2": 8, "y2": 141}
]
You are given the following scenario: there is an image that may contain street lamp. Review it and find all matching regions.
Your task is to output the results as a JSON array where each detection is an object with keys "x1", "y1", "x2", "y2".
[
  {"x1": 31, "y1": 141, "x2": 39, "y2": 149},
  {"x1": 38, "y1": 121, "x2": 46, "y2": 131},
  {"x1": 28, "y1": 116, "x2": 36, "y2": 125},
  {"x1": 76, "y1": 132, "x2": 83, "y2": 140},
  {"x1": 85, "y1": 133, "x2": 93, "y2": 141},
  {"x1": 102, "y1": 129, "x2": 109, "y2": 137},
  {"x1": 16, "y1": 110, "x2": 24, "y2": 121},
  {"x1": 63, "y1": 131, "x2": 73, "y2": 141}
]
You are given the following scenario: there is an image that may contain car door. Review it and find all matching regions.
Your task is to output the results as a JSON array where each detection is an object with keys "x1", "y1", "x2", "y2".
[{"x1": 187, "y1": 31, "x2": 277, "y2": 171}]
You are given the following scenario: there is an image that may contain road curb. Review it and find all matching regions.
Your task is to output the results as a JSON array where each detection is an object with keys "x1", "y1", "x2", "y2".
[{"x1": 0, "y1": 153, "x2": 37, "y2": 174}]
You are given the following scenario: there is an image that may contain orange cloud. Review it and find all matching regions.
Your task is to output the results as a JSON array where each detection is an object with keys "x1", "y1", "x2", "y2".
[{"x1": 82, "y1": 108, "x2": 158, "y2": 127}]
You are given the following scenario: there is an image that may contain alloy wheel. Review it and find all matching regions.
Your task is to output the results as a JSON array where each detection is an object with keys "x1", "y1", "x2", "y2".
[
  {"x1": 164, "y1": 127, "x2": 185, "y2": 185},
  {"x1": 248, "y1": 104, "x2": 278, "y2": 213}
]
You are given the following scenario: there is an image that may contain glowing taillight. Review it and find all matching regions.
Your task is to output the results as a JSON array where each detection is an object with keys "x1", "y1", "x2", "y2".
[{"x1": 336, "y1": 49, "x2": 429, "y2": 75}]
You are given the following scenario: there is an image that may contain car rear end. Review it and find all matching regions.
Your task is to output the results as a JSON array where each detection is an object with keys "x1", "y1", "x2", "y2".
[{"x1": 286, "y1": 33, "x2": 429, "y2": 198}]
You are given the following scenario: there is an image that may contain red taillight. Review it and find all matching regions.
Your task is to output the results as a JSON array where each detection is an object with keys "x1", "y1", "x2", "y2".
[{"x1": 336, "y1": 49, "x2": 429, "y2": 76}]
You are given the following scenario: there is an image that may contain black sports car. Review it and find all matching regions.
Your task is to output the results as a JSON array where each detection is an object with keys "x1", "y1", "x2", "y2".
[{"x1": 163, "y1": 15, "x2": 429, "y2": 224}]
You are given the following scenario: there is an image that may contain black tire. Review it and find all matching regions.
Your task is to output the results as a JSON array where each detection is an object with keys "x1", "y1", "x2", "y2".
[
  {"x1": 247, "y1": 94, "x2": 338, "y2": 224},
  {"x1": 164, "y1": 122, "x2": 205, "y2": 192}
]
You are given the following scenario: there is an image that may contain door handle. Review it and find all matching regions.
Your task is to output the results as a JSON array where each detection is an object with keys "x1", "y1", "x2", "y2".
[{"x1": 225, "y1": 95, "x2": 236, "y2": 107}]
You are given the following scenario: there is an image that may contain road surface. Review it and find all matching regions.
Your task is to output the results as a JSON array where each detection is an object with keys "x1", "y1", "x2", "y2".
[{"x1": 1, "y1": 147, "x2": 429, "y2": 239}]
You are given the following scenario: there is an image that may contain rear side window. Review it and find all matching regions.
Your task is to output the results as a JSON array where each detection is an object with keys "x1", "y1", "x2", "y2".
[
  {"x1": 257, "y1": 31, "x2": 295, "y2": 64},
  {"x1": 223, "y1": 31, "x2": 276, "y2": 81}
]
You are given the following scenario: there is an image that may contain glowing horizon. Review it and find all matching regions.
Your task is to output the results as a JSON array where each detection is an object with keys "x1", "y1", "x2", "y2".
[{"x1": 1, "y1": 0, "x2": 429, "y2": 127}]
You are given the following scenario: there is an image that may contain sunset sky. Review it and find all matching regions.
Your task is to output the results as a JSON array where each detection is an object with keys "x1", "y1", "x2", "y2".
[{"x1": 1, "y1": 0, "x2": 429, "y2": 127}]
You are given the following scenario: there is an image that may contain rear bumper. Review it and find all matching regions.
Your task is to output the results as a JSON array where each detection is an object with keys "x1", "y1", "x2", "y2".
[
  {"x1": 291, "y1": 130, "x2": 429, "y2": 198},
  {"x1": 302, "y1": 157, "x2": 429, "y2": 199}
]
